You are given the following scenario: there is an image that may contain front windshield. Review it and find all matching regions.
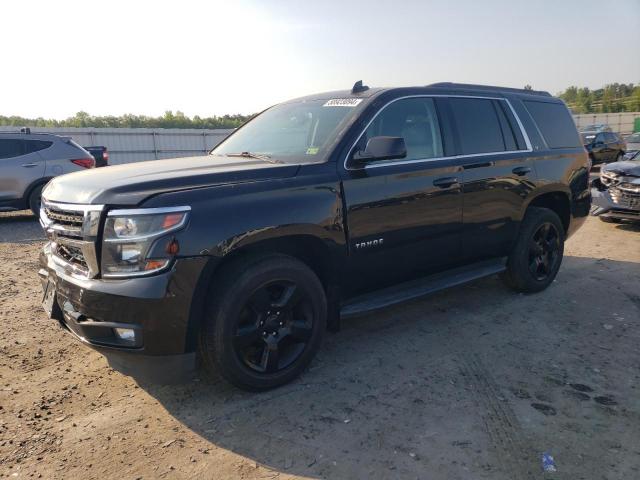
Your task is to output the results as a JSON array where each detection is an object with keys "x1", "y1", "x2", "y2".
[{"x1": 211, "y1": 98, "x2": 364, "y2": 163}]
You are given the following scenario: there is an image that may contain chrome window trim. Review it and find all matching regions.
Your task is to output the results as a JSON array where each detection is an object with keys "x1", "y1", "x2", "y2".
[{"x1": 343, "y1": 94, "x2": 533, "y2": 171}]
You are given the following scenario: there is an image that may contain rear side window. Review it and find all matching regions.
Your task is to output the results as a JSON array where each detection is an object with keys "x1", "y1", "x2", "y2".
[
  {"x1": 24, "y1": 140, "x2": 53, "y2": 154},
  {"x1": 523, "y1": 101, "x2": 581, "y2": 149},
  {"x1": 0, "y1": 139, "x2": 24, "y2": 159},
  {"x1": 449, "y1": 98, "x2": 507, "y2": 155}
]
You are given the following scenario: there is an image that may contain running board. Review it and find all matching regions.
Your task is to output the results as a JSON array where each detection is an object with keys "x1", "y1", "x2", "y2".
[{"x1": 340, "y1": 258, "x2": 507, "y2": 318}]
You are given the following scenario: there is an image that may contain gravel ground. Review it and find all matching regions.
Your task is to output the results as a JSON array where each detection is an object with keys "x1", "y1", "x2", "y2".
[{"x1": 0, "y1": 211, "x2": 638, "y2": 479}]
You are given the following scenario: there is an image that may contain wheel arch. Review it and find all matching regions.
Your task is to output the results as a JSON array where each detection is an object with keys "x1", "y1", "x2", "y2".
[
  {"x1": 185, "y1": 231, "x2": 345, "y2": 353},
  {"x1": 522, "y1": 189, "x2": 571, "y2": 235},
  {"x1": 24, "y1": 177, "x2": 54, "y2": 205}
]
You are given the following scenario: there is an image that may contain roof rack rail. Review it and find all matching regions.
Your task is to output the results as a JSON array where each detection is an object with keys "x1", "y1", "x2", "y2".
[{"x1": 428, "y1": 82, "x2": 552, "y2": 97}]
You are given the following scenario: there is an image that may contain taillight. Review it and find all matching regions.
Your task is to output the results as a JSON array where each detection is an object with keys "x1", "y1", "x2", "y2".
[
  {"x1": 103, "y1": 151, "x2": 109, "y2": 163},
  {"x1": 71, "y1": 158, "x2": 95, "y2": 169}
]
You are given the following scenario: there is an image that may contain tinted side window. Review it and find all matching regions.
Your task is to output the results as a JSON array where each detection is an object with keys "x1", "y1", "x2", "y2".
[
  {"x1": 24, "y1": 140, "x2": 53, "y2": 154},
  {"x1": 595, "y1": 133, "x2": 606, "y2": 144},
  {"x1": 605, "y1": 133, "x2": 618, "y2": 143},
  {"x1": 449, "y1": 98, "x2": 506, "y2": 154},
  {"x1": 361, "y1": 97, "x2": 443, "y2": 161},
  {"x1": 523, "y1": 101, "x2": 581, "y2": 149},
  {"x1": 0, "y1": 139, "x2": 24, "y2": 159}
]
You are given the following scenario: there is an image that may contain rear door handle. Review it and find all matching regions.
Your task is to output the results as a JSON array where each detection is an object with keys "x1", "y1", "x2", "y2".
[
  {"x1": 512, "y1": 166, "x2": 532, "y2": 176},
  {"x1": 433, "y1": 176, "x2": 459, "y2": 188},
  {"x1": 21, "y1": 163, "x2": 38, "y2": 168}
]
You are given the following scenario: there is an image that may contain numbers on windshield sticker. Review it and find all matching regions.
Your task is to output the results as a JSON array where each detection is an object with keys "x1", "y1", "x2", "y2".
[{"x1": 323, "y1": 98, "x2": 363, "y2": 107}]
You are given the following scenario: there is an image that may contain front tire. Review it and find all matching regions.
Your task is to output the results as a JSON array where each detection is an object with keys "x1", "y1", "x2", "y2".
[
  {"x1": 198, "y1": 254, "x2": 327, "y2": 391},
  {"x1": 599, "y1": 216, "x2": 621, "y2": 224},
  {"x1": 502, "y1": 207, "x2": 565, "y2": 293}
]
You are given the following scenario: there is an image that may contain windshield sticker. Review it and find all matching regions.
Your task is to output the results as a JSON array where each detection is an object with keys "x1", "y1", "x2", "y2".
[
  {"x1": 323, "y1": 98, "x2": 363, "y2": 107},
  {"x1": 306, "y1": 147, "x2": 319, "y2": 155}
]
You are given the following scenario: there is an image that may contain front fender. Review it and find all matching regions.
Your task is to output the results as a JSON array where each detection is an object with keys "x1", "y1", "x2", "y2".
[{"x1": 141, "y1": 170, "x2": 347, "y2": 260}]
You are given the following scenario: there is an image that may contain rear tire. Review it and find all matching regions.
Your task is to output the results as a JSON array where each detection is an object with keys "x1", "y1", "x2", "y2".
[
  {"x1": 28, "y1": 184, "x2": 44, "y2": 216},
  {"x1": 198, "y1": 254, "x2": 327, "y2": 391},
  {"x1": 502, "y1": 207, "x2": 565, "y2": 293}
]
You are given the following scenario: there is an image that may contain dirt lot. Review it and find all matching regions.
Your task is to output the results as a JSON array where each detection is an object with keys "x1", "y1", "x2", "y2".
[{"x1": 0, "y1": 211, "x2": 639, "y2": 480}]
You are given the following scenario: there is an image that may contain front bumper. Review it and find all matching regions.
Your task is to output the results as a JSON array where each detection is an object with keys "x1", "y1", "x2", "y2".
[
  {"x1": 38, "y1": 244, "x2": 209, "y2": 383},
  {"x1": 591, "y1": 188, "x2": 640, "y2": 222}
]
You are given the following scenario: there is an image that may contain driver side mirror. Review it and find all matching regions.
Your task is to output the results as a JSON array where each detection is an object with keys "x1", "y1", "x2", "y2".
[{"x1": 352, "y1": 136, "x2": 407, "y2": 166}]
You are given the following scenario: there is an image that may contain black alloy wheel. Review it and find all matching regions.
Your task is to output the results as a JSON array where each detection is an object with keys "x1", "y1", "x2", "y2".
[
  {"x1": 233, "y1": 280, "x2": 314, "y2": 374},
  {"x1": 501, "y1": 206, "x2": 565, "y2": 293},
  {"x1": 528, "y1": 222, "x2": 560, "y2": 281},
  {"x1": 198, "y1": 254, "x2": 327, "y2": 391}
]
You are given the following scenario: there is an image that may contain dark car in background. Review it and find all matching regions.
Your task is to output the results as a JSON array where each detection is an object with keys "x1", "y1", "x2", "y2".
[
  {"x1": 582, "y1": 130, "x2": 626, "y2": 165},
  {"x1": 623, "y1": 132, "x2": 640, "y2": 160},
  {"x1": 84, "y1": 146, "x2": 110, "y2": 167},
  {"x1": 592, "y1": 150, "x2": 640, "y2": 223}
]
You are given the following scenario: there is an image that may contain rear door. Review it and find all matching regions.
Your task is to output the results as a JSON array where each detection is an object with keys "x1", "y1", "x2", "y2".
[
  {"x1": 445, "y1": 96, "x2": 536, "y2": 262},
  {"x1": 0, "y1": 138, "x2": 46, "y2": 202},
  {"x1": 341, "y1": 96, "x2": 463, "y2": 296}
]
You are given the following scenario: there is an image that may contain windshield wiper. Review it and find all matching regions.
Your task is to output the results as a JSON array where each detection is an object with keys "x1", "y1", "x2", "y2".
[{"x1": 225, "y1": 151, "x2": 280, "y2": 163}]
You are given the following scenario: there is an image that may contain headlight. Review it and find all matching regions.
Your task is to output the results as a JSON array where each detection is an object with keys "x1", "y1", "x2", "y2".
[{"x1": 101, "y1": 206, "x2": 190, "y2": 278}]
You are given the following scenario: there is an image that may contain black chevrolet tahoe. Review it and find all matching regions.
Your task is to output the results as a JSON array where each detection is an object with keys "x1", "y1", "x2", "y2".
[{"x1": 38, "y1": 82, "x2": 591, "y2": 391}]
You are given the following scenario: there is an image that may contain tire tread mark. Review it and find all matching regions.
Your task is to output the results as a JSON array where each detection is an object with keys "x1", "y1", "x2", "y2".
[{"x1": 460, "y1": 353, "x2": 536, "y2": 480}]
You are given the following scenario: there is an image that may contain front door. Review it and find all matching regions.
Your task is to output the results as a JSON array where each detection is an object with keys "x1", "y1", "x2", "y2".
[{"x1": 341, "y1": 97, "x2": 463, "y2": 297}]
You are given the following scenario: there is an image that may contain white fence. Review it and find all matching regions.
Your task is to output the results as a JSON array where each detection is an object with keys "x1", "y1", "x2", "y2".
[
  {"x1": 2, "y1": 111, "x2": 639, "y2": 166},
  {"x1": 572, "y1": 112, "x2": 639, "y2": 135},
  {"x1": 0, "y1": 127, "x2": 233, "y2": 165}
]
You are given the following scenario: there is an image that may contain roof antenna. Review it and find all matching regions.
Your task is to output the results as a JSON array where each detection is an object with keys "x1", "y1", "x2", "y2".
[
  {"x1": 351, "y1": 80, "x2": 369, "y2": 94},
  {"x1": 20, "y1": 127, "x2": 31, "y2": 134}
]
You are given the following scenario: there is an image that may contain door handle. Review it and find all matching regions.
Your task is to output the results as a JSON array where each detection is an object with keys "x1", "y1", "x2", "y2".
[
  {"x1": 433, "y1": 176, "x2": 459, "y2": 188},
  {"x1": 21, "y1": 163, "x2": 38, "y2": 168},
  {"x1": 512, "y1": 166, "x2": 531, "y2": 176}
]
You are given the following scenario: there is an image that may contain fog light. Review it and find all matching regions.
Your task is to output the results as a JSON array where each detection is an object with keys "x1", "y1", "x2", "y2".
[{"x1": 114, "y1": 328, "x2": 135, "y2": 341}]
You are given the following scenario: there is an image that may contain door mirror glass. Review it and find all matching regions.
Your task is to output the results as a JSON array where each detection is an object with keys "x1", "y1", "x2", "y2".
[{"x1": 353, "y1": 136, "x2": 407, "y2": 163}]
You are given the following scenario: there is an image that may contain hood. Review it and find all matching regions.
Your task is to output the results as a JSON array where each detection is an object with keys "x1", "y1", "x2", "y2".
[
  {"x1": 602, "y1": 160, "x2": 640, "y2": 178},
  {"x1": 43, "y1": 155, "x2": 300, "y2": 205}
]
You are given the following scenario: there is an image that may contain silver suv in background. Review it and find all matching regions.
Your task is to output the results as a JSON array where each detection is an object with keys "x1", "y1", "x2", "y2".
[{"x1": 0, "y1": 130, "x2": 95, "y2": 214}]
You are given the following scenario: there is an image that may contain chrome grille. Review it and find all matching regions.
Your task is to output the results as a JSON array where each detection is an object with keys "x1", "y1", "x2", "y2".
[{"x1": 40, "y1": 200, "x2": 104, "y2": 278}]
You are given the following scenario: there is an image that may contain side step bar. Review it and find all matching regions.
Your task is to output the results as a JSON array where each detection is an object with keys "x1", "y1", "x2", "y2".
[{"x1": 340, "y1": 257, "x2": 507, "y2": 318}]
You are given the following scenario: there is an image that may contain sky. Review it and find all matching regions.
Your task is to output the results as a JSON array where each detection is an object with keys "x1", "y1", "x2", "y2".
[{"x1": 1, "y1": 0, "x2": 639, "y2": 119}]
